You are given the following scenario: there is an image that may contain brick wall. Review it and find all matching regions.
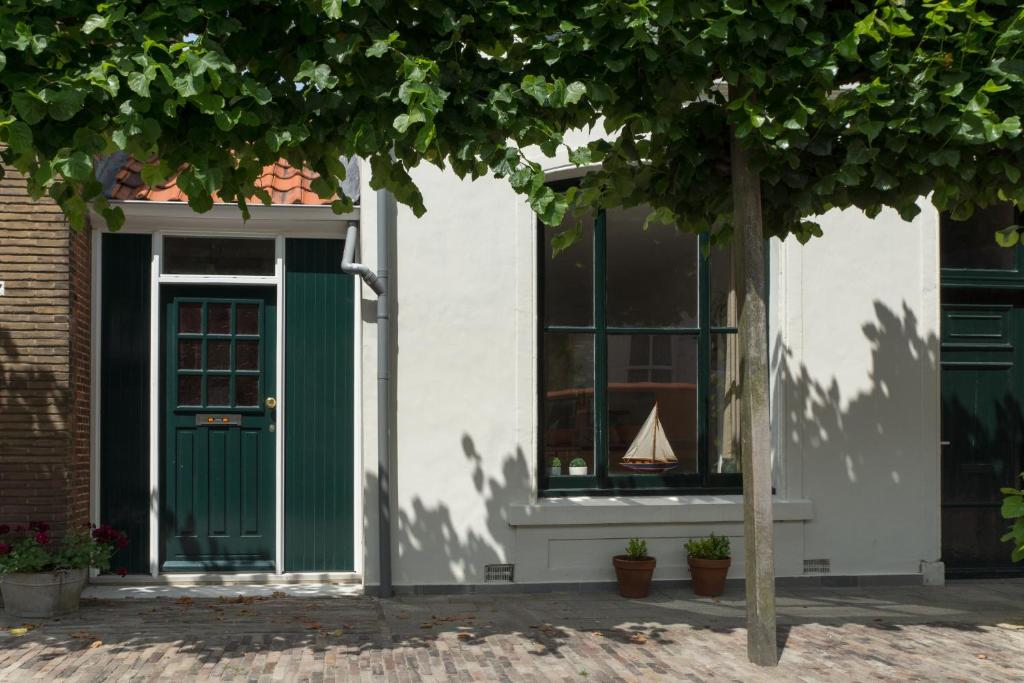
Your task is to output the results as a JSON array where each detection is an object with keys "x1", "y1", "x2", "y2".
[{"x1": 0, "y1": 165, "x2": 91, "y2": 534}]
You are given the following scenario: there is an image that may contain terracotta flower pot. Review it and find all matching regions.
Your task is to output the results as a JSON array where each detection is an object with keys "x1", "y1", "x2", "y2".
[
  {"x1": 0, "y1": 568, "x2": 88, "y2": 618},
  {"x1": 613, "y1": 555, "x2": 656, "y2": 598},
  {"x1": 687, "y1": 557, "x2": 730, "y2": 597}
]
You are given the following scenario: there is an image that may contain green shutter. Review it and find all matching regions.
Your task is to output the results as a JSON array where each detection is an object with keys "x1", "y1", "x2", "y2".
[
  {"x1": 284, "y1": 238, "x2": 355, "y2": 571},
  {"x1": 100, "y1": 233, "x2": 151, "y2": 573}
]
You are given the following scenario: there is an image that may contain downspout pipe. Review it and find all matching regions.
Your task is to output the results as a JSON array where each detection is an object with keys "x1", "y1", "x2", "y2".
[
  {"x1": 339, "y1": 209, "x2": 392, "y2": 599},
  {"x1": 375, "y1": 191, "x2": 394, "y2": 599},
  {"x1": 340, "y1": 222, "x2": 384, "y2": 296}
]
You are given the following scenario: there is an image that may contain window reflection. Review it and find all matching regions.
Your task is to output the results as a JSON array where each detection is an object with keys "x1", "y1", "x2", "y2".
[
  {"x1": 543, "y1": 211, "x2": 594, "y2": 327},
  {"x1": 710, "y1": 333, "x2": 741, "y2": 473},
  {"x1": 940, "y1": 203, "x2": 1018, "y2": 271},
  {"x1": 606, "y1": 207, "x2": 698, "y2": 328},
  {"x1": 543, "y1": 334, "x2": 594, "y2": 476},
  {"x1": 607, "y1": 335, "x2": 698, "y2": 475}
]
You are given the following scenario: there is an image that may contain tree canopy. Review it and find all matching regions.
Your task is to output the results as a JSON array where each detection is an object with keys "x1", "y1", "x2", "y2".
[{"x1": 1, "y1": 0, "x2": 1022, "y2": 243}]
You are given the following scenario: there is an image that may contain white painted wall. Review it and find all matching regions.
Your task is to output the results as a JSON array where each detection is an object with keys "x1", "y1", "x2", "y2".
[
  {"x1": 776, "y1": 201, "x2": 942, "y2": 576},
  {"x1": 358, "y1": 157, "x2": 941, "y2": 586}
]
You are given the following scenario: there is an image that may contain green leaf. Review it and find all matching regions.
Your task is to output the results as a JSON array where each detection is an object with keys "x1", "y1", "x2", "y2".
[
  {"x1": 58, "y1": 151, "x2": 93, "y2": 182},
  {"x1": 323, "y1": 0, "x2": 343, "y2": 19},
  {"x1": 1003, "y1": 495, "x2": 1024, "y2": 519},
  {"x1": 2, "y1": 120, "x2": 32, "y2": 155},
  {"x1": 42, "y1": 88, "x2": 86, "y2": 122},
  {"x1": 837, "y1": 33, "x2": 859, "y2": 61},
  {"x1": 996, "y1": 226, "x2": 1020, "y2": 248},
  {"x1": 12, "y1": 92, "x2": 46, "y2": 125},
  {"x1": 563, "y1": 81, "x2": 586, "y2": 105},
  {"x1": 127, "y1": 71, "x2": 152, "y2": 97},
  {"x1": 82, "y1": 14, "x2": 109, "y2": 34},
  {"x1": 0, "y1": 51, "x2": 6, "y2": 73}
]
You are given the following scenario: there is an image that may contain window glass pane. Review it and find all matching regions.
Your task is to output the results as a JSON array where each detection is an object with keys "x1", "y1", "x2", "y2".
[
  {"x1": 236, "y1": 304, "x2": 259, "y2": 335},
  {"x1": 940, "y1": 203, "x2": 1017, "y2": 270},
  {"x1": 236, "y1": 340, "x2": 259, "y2": 371},
  {"x1": 542, "y1": 333, "x2": 594, "y2": 475},
  {"x1": 543, "y1": 211, "x2": 594, "y2": 327},
  {"x1": 607, "y1": 334, "x2": 697, "y2": 475},
  {"x1": 207, "y1": 340, "x2": 231, "y2": 370},
  {"x1": 207, "y1": 304, "x2": 231, "y2": 334},
  {"x1": 178, "y1": 375, "x2": 201, "y2": 406},
  {"x1": 163, "y1": 237, "x2": 276, "y2": 275},
  {"x1": 207, "y1": 375, "x2": 230, "y2": 406},
  {"x1": 709, "y1": 245, "x2": 737, "y2": 328},
  {"x1": 606, "y1": 207, "x2": 698, "y2": 328},
  {"x1": 235, "y1": 376, "x2": 259, "y2": 407},
  {"x1": 178, "y1": 303, "x2": 202, "y2": 333},
  {"x1": 710, "y1": 333, "x2": 742, "y2": 474},
  {"x1": 177, "y1": 339, "x2": 201, "y2": 370}
]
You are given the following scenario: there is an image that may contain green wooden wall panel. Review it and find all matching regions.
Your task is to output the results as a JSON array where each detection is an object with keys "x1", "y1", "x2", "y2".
[
  {"x1": 284, "y1": 238, "x2": 355, "y2": 571},
  {"x1": 100, "y1": 233, "x2": 151, "y2": 573}
]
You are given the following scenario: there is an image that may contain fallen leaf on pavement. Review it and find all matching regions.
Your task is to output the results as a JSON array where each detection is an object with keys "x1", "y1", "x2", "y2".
[
  {"x1": 457, "y1": 632, "x2": 474, "y2": 640},
  {"x1": 397, "y1": 612, "x2": 410, "y2": 620},
  {"x1": 8, "y1": 624, "x2": 37, "y2": 636},
  {"x1": 328, "y1": 629, "x2": 345, "y2": 637},
  {"x1": 271, "y1": 591, "x2": 287, "y2": 599},
  {"x1": 977, "y1": 654, "x2": 988, "y2": 660},
  {"x1": 629, "y1": 634, "x2": 648, "y2": 644},
  {"x1": 89, "y1": 640, "x2": 103, "y2": 649}
]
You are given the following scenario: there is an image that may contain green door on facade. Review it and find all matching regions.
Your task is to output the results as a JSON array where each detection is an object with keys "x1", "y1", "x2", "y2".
[
  {"x1": 162, "y1": 287, "x2": 276, "y2": 572},
  {"x1": 940, "y1": 203, "x2": 1024, "y2": 575}
]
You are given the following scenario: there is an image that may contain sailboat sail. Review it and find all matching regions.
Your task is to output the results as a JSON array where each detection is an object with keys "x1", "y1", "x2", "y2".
[{"x1": 621, "y1": 404, "x2": 678, "y2": 473}]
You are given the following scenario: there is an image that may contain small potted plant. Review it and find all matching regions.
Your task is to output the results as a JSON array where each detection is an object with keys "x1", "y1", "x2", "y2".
[
  {"x1": 549, "y1": 457, "x2": 563, "y2": 477},
  {"x1": 684, "y1": 533, "x2": 731, "y2": 597},
  {"x1": 568, "y1": 457, "x2": 588, "y2": 475},
  {"x1": 0, "y1": 522, "x2": 129, "y2": 618},
  {"x1": 613, "y1": 538, "x2": 656, "y2": 598}
]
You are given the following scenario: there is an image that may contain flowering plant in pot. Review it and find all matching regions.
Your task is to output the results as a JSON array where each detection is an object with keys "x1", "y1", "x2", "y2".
[
  {"x1": 684, "y1": 533, "x2": 731, "y2": 597},
  {"x1": 613, "y1": 538, "x2": 656, "y2": 598},
  {"x1": 0, "y1": 522, "x2": 129, "y2": 618}
]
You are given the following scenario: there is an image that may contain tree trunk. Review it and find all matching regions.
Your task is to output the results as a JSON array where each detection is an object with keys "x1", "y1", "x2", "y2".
[{"x1": 730, "y1": 124, "x2": 778, "y2": 666}]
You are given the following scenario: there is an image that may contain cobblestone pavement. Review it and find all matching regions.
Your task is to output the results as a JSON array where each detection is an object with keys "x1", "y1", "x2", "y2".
[{"x1": 2, "y1": 580, "x2": 1023, "y2": 682}]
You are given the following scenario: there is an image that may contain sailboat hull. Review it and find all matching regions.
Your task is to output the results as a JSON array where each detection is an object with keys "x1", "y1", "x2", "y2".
[{"x1": 619, "y1": 462, "x2": 679, "y2": 474}]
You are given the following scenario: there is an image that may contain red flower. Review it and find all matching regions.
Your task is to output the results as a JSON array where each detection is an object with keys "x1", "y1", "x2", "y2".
[
  {"x1": 0, "y1": 542, "x2": 10, "y2": 555},
  {"x1": 0, "y1": 525, "x2": 9, "y2": 535},
  {"x1": 34, "y1": 532, "x2": 50, "y2": 545},
  {"x1": 29, "y1": 521, "x2": 49, "y2": 533},
  {"x1": 115, "y1": 567, "x2": 128, "y2": 577}
]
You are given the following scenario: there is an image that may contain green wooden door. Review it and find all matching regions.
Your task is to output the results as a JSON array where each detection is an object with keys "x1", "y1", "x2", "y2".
[
  {"x1": 162, "y1": 287, "x2": 276, "y2": 572},
  {"x1": 940, "y1": 292, "x2": 1024, "y2": 573}
]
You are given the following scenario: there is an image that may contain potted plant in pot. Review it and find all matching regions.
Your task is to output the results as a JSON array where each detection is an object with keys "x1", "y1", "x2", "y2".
[
  {"x1": 613, "y1": 538, "x2": 656, "y2": 598},
  {"x1": 0, "y1": 522, "x2": 129, "y2": 618},
  {"x1": 568, "y1": 457, "x2": 588, "y2": 476},
  {"x1": 549, "y1": 456, "x2": 563, "y2": 477},
  {"x1": 684, "y1": 533, "x2": 731, "y2": 597}
]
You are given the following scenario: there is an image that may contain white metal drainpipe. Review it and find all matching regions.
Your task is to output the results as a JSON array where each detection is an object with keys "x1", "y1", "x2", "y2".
[{"x1": 340, "y1": 189, "x2": 393, "y2": 598}]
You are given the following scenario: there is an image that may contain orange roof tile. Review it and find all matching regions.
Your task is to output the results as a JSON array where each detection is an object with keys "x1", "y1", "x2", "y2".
[{"x1": 109, "y1": 157, "x2": 334, "y2": 205}]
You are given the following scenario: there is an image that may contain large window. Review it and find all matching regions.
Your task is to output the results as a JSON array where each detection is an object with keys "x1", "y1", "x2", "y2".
[{"x1": 540, "y1": 203, "x2": 742, "y2": 495}]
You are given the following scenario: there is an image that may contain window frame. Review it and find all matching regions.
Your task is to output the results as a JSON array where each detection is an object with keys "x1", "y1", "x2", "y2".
[
  {"x1": 538, "y1": 203, "x2": 743, "y2": 496},
  {"x1": 940, "y1": 206, "x2": 1024, "y2": 289}
]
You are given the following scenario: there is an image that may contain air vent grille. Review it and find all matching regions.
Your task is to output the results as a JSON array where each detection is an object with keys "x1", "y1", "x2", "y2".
[
  {"x1": 803, "y1": 559, "x2": 831, "y2": 575},
  {"x1": 485, "y1": 564, "x2": 515, "y2": 583}
]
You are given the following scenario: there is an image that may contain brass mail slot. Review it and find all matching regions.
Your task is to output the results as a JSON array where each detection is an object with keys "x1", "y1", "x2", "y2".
[{"x1": 196, "y1": 414, "x2": 242, "y2": 426}]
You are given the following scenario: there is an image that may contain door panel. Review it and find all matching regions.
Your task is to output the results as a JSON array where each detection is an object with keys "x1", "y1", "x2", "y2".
[{"x1": 162, "y1": 287, "x2": 276, "y2": 572}]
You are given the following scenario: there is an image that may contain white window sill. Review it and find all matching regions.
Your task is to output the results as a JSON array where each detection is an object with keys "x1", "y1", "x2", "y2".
[{"x1": 507, "y1": 495, "x2": 813, "y2": 527}]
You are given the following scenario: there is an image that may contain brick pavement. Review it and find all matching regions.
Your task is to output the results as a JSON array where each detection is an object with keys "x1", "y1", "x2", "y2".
[{"x1": 2, "y1": 580, "x2": 1023, "y2": 681}]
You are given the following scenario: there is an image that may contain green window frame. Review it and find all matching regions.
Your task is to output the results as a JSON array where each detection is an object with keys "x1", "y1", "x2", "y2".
[{"x1": 538, "y1": 203, "x2": 744, "y2": 496}]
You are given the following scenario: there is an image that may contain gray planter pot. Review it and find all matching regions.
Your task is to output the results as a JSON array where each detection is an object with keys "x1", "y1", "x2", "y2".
[{"x1": 0, "y1": 568, "x2": 88, "y2": 618}]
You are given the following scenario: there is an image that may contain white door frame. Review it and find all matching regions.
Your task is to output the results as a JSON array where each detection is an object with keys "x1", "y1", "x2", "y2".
[{"x1": 90, "y1": 202, "x2": 362, "y2": 578}]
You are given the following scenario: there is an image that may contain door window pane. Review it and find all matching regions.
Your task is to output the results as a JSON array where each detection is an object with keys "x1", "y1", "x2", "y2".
[
  {"x1": 206, "y1": 340, "x2": 231, "y2": 370},
  {"x1": 235, "y1": 376, "x2": 259, "y2": 407},
  {"x1": 941, "y1": 203, "x2": 1017, "y2": 270},
  {"x1": 177, "y1": 340, "x2": 201, "y2": 370},
  {"x1": 606, "y1": 207, "x2": 698, "y2": 328},
  {"x1": 207, "y1": 304, "x2": 231, "y2": 334},
  {"x1": 543, "y1": 211, "x2": 594, "y2": 327},
  {"x1": 179, "y1": 303, "x2": 202, "y2": 333},
  {"x1": 607, "y1": 334, "x2": 698, "y2": 475},
  {"x1": 542, "y1": 334, "x2": 594, "y2": 475},
  {"x1": 235, "y1": 340, "x2": 259, "y2": 371},
  {"x1": 710, "y1": 333, "x2": 741, "y2": 473},
  {"x1": 163, "y1": 237, "x2": 275, "y2": 275},
  {"x1": 207, "y1": 375, "x2": 230, "y2": 406},
  {"x1": 178, "y1": 375, "x2": 202, "y2": 406},
  {"x1": 236, "y1": 304, "x2": 259, "y2": 335}
]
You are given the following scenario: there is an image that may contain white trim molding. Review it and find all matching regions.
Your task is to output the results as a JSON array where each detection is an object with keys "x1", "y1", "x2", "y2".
[{"x1": 507, "y1": 496, "x2": 814, "y2": 527}]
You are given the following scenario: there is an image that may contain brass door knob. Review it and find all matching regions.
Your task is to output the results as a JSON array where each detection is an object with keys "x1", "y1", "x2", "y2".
[{"x1": 265, "y1": 397, "x2": 277, "y2": 409}]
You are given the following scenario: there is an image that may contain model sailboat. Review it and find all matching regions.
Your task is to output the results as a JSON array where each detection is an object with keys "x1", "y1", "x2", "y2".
[{"x1": 620, "y1": 403, "x2": 679, "y2": 473}]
